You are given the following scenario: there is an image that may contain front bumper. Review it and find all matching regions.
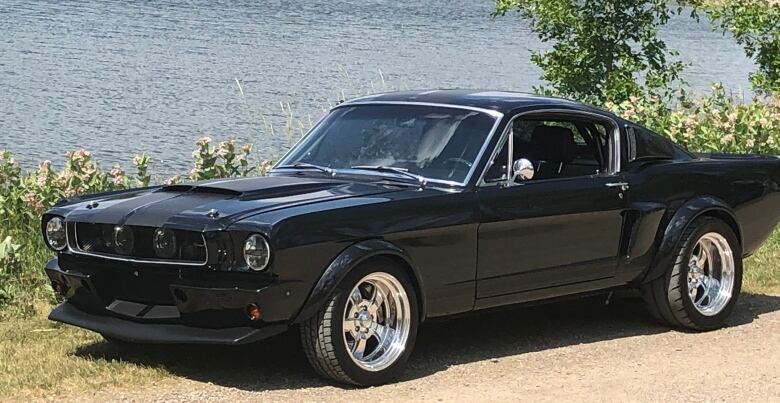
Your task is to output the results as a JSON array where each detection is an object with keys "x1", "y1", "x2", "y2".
[
  {"x1": 44, "y1": 258, "x2": 296, "y2": 345},
  {"x1": 49, "y1": 302, "x2": 286, "y2": 344}
]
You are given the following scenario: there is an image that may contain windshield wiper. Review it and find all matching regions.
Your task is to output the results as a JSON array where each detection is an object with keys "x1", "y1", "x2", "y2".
[
  {"x1": 349, "y1": 165, "x2": 427, "y2": 187},
  {"x1": 275, "y1": 162, "x2": 336, "y2": 177}
]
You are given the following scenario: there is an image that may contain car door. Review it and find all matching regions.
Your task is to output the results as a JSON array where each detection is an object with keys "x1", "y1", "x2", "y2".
[{"x1": 475, "y1": 112, "x2": 629, "y2": 305}]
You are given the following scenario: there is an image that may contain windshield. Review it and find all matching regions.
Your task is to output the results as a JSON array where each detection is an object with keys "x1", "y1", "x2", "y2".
[{"x1": 277, "y1": 104, "x2": 498, "y2": 184}]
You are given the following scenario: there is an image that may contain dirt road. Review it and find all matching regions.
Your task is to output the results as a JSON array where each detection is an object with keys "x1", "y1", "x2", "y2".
[{"x1": 61, "y1": 293, "x2": 780, "y2": 402}]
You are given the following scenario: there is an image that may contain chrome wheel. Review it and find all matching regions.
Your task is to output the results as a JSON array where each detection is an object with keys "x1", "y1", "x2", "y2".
[
  {"x1": 342, "y1": 272, "x2": 411, "y2": 372},
  {"x1": 687, "y1": 232, "x2": 736, "y2": 316}
]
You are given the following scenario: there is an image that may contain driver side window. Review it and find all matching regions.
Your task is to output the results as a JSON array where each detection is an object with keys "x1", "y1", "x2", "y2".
[{"x1": 483, "y1": 116, "x2": 609, "y2": 184}]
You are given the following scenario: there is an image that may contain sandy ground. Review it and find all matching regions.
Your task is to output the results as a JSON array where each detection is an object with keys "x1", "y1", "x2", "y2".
[{"x1": 47, "y1": 293, "x2": 780, "y2": 402}]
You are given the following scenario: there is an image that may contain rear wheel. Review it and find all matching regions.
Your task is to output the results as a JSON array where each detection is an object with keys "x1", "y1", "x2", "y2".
[
  {"x1": 642, "y1": 216, "x2": 742, "y2": 330},
  {"x1": 300, "y1": 259, "x2": 419, "y2": 386}
]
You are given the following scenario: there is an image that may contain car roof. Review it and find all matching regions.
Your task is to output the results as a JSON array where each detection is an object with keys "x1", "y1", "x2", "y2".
[{"x1": 340, "y1": 89, "x2": 612, "y2": 116}]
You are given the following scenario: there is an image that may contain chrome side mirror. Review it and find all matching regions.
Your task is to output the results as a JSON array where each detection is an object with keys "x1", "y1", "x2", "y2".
[{"x1": 511, "y1": 158, "x2": 535, "y2": 182}]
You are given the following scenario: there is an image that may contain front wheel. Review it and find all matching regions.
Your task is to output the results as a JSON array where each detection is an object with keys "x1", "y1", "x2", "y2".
[
  {"x1": 642, "y1": 216, "x2": 743, "y2": 330},
  {"x1": 300, "y1": 259, "x2": 419, "y2": 386}
]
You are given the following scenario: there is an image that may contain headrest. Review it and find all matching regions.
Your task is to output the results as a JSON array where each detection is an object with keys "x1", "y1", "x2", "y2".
[{"x1": 528, "y1": 125, "x2": 577, "y2": 163}]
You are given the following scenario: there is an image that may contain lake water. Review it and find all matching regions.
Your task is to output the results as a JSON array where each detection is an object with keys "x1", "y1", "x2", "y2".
[{"x1": 0, "y1": 0, "x2": 756, "y2": 176}]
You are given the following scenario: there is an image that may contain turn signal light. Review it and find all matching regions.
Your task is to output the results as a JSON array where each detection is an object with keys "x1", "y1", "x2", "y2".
[
  {"x1": 52, "y1": 281, "x2": 67, "y2": 296},
  {"x1": 245, "y1": 304, "x2": 262, "y2": 321}
]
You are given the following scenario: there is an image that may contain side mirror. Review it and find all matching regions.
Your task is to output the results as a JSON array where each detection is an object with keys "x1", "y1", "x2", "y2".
[{"x1": 511, "y1": 158, "x2": 535, "y2": 182}]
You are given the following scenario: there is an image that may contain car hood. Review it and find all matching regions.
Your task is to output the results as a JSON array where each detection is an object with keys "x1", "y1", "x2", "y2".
[{"x1": 55, "y1": 175, "x2": 404, "y2": 232}]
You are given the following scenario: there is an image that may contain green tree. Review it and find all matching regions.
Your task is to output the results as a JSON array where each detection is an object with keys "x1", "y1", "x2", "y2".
[
  {"x1": 706, "y1": 0, "x2": 780, "y2": 96},
  {"x1": 493, "y1": 0, "x2": 694, "y2": 104}
]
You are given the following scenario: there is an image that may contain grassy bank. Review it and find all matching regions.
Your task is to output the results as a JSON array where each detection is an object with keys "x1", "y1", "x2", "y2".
[
  {"x1": 0, "y1": 316, "x2": 169, "y2": 401},
  {"x1": 743, "y1": 228, "x2": 780, "y2": 294}
]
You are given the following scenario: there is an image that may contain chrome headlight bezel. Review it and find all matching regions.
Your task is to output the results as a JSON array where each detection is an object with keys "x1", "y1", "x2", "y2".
[
  {"x1": 243, "y1": 233, "x2": 271, "y2": 271},
  {"x1": 44, "y1": 216, "x2": 67, "y2": 251}
]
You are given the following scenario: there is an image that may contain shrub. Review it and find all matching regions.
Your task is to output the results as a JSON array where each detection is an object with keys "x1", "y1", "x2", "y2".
[
  {"x1": 189, "y1": 137, "x2": 270, "y2": 181},
  {"x1": 0, "y1": 236, "x2": 22, "y2": 304},
  {"x1": 606, "y1": 84, "x2": 780, "y2": 155},
  {"x1": 493, "y1": 0, "x2": 696, "y2": 105},
  {"x1": 705, "y1": 0, "x2": 780, "y2": 95}
]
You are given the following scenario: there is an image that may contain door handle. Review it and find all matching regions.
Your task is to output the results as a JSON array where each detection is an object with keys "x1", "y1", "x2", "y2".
[{"x1": 606, "y1": 182, "x2": 630, "y2": 191}]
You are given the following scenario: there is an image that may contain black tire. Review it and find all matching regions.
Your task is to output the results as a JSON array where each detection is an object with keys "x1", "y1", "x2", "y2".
[
  {"x1": 642, "y1": 216, "x2": 742, "y2": 331},
  {"x1": 300, "y1": 258, "x2": 419, "y2": 386}
]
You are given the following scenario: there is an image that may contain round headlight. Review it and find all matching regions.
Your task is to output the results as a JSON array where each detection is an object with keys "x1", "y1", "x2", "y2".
[
  {"x1": 153, "y1": 228, "x2": 177, "y2": 258},
  {"x1": 113, "y1": 226, "x2": 135, "y2": 255},
  {"x1": 45, "y1": 217, "x2": 67, "y2": 251},
  {"x1": 244, "y1": 234, "x2": 271, "y2": 271}
]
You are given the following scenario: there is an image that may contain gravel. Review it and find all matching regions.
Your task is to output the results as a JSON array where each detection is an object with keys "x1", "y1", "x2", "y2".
[{"x1": 44, "y1": 293, "x2": 780, "y2": 402}]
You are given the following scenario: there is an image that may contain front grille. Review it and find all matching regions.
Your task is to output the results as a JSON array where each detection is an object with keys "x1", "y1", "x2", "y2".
[
  {"x1": 70, "y1": 222, "x2": 207, "y2": 265},
  {"x1": 58, "y1": 253, "x2": 191, "y2": 306}
]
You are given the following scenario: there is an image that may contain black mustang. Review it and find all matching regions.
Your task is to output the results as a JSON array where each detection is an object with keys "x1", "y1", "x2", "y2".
[{"x1": 42, "y1": 90, "x2": 780, "y2": 385}]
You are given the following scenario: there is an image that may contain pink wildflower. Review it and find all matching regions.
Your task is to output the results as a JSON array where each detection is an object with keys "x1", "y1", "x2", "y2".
[
  {"x1": 164, "y1": 175, "x2": 181, "y2": 186},
  {"x1": 58, "y1": 170, "x2": 73, "y2": 182},
  {"x1": 72, "y1": 150, "x2": 91, "y2": 159}
]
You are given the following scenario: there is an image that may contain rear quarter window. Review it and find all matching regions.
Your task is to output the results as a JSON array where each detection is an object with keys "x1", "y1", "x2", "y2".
[{"x1": 628, "y1": 125, "x2": 692, "y2": 162}]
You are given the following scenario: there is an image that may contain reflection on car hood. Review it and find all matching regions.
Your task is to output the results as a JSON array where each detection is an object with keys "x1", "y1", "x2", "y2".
[{"x1": 56, "y1": 175, "x2": 402, "y2": 232}]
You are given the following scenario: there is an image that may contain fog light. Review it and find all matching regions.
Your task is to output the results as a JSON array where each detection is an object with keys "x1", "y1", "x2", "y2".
[{"x1": 245, "y1": 304, "x2": 262, "y2": 321}]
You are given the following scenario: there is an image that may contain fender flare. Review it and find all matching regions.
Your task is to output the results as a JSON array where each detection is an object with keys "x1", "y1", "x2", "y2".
[
  {"x1": 640, "y1": 196, "x2": 742, "y2": 283},
  {"x1": 291, "y1": 239, "x2": 426, "y2": 324}
]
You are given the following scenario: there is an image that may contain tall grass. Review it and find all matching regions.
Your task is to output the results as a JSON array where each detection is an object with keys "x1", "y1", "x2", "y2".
[{"x1": 744, "y1": 228, "x2": 780, "y2": 294}]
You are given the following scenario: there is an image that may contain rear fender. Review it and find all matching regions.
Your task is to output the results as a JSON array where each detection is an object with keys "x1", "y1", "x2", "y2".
[
  {"x1": 640, "y1": 196, "x2": 741, "y2": 283},
  {"x1": 291, "y1": 239, "x2": 426, "y2": 324}
]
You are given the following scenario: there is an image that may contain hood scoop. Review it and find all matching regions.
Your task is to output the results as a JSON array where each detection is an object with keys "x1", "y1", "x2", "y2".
[
  {"x1": 159, "y1": 185, "x2": 242, "y2": 197},
  {"x1": 238, "y1": 182, "x2": 342, "y2": 201},
  {"x1": 158, "y1": 176, "x2": 344, "y2": 201}
]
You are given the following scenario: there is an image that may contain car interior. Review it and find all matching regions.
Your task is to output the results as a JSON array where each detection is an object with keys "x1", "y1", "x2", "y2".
[
  {"x1": 484, "y1": 118, "x2": 610, "y2": 183},
  {"x1": 294, "y1": 106, "x2": 496, "y2": 183}
]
